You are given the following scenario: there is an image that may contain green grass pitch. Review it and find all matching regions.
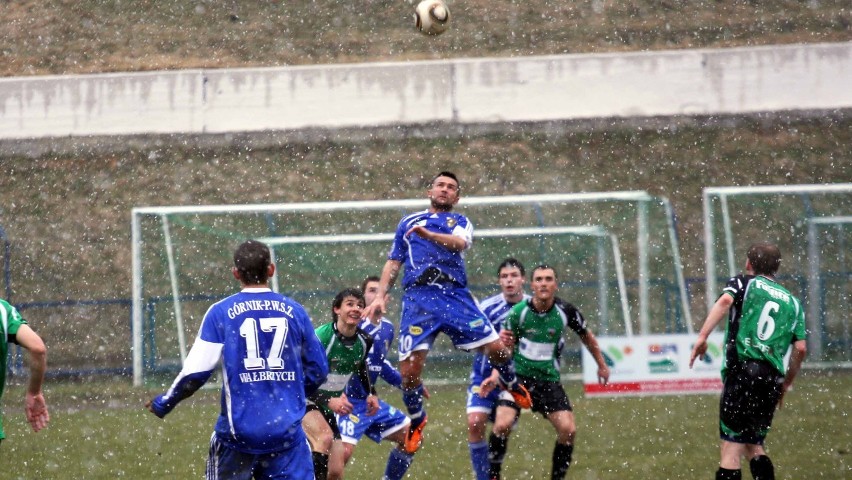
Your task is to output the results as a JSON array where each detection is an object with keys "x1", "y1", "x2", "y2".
[{"x1": 1, "y1": 372, "x2": 849, "y2": 479}]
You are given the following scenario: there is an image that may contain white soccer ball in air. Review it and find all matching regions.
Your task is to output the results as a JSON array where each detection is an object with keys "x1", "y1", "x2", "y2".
[{"x1": 415, "y1": 0, "x2": 450, "y2": 36}]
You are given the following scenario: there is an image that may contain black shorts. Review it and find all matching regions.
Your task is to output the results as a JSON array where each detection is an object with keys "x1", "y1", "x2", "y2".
[
  {"x1": 719, "y1": 360, "x2": 783, "y2": 444},
  {"x1": 518, "y1": 375, "x2": 572, "y2": 416},
  {"x1": 306, "y1": 402, "x2": 341, "y2": 440}
]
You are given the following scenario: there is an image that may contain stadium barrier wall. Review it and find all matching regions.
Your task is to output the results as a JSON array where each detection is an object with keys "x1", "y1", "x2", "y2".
[{"x1": 1, "y1": 42, "x2": 850, "y2": 140}]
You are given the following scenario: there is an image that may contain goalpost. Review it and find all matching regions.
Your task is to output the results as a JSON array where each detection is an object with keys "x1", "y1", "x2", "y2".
[
  {"x1": 703, "y1": 183, "x2": 852, "y2": 365},
  {"x1": 132, "y1": 192, "x2": 691, "y2": 386}
]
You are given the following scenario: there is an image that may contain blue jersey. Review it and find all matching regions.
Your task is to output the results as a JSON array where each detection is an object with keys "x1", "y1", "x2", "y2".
[
  {"x1": 346, "y1": 317, "x2": 402, "y2": 399},
  {"x1": 470, "y1": 293, "x2": 530, "y2": 383},
  {"x1": 150, "y1": 288, "x2": 329, "y2": 454},
  {"x1": 388, "y1": 210, "x2": 473, "y2": 290}
]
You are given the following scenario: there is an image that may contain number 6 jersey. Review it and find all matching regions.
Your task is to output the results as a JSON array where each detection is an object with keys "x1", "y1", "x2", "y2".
[{"x1": 721, "y1": 275, "x2": 807, "y2": 378}]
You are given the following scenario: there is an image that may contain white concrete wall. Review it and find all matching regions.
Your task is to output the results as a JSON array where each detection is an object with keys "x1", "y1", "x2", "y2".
[{"x1": 1, "y1": 42, "x2": 849, "y2": 140}]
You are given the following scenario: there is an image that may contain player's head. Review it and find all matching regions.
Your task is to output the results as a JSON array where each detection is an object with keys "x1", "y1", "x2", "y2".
[
  {"x1": 361, "y1": 275, "x2": 385, "y2": 306},
  {"x1": 232, "y1": 240, "x2": 273, "y2": 286},
  {"x1": 530, "y1": 264, "x2": 558, "y2": 301},
  {"x1": 332, "y1": 287, "x2": 366, "y2": 326},
  {"x1": 427, "y1": 171, "x2": 460, "y2": 212},
  {"x1": 746, "y1": 242, "x2": 782, "y2": 276},
  {"x1": 497, "y1": 257, "x2": 526, "y2": 300}
]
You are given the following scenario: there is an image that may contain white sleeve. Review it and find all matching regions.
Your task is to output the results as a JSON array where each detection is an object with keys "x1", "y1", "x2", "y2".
[{"x1": 452, "y1": 219, "x2": 473, "y2": 249}]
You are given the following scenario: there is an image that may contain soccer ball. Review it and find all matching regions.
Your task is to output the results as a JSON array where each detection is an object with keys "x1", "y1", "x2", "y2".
[{"x1": 415, "y1": 0, "x2": 450, "y2": 36}]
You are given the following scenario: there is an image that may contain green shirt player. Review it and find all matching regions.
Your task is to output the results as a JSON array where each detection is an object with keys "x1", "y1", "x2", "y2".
[
  {"x1": 500, "y1": 265, "x2": 609, "y2": 480},
  {"x1": 0, "y1": 298, "x2": 49, "y2": 445},
  {"x1": 690, "y1": 242, "x2": 807, "y2": 480},
  {"x1": 302, "y1": 288, "x2": 378, "y2": 480}
]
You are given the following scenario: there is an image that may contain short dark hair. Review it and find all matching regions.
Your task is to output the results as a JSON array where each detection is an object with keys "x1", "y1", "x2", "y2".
[
  {"x1": 531, "y1": 264, "x2": 559, "y2": 279},
  {"x1": 747, "y1": 242, "x2": 782, "y2": 276},
  {"x1": 361, "y1": 275, "x2": 380, "y2": 293},
  {"x1": 431, "y1": 171, "x2": 460, "y2": 189},
  {"x1": 331, "y1": 287, "x2": 365, "y2": 322},
  {"x1": 233, "y1": 240, "x2": 271, "y2": 284},
  {"x1": 497, "y1": 258, "x2": 525, "y2": 277}
]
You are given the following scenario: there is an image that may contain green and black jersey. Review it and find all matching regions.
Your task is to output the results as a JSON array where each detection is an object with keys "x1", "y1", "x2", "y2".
[
  {"x1": 504, "y1": 297, "x2": 588, "y2": 382},
  {"x1": 310, "y1": 321, "x2": 374, "y2": 406},
  {"x1": 0, "y1": 299, "x2": 27, "y2": 439},
  {"x1": 721, "y1": 274, "x2": 806, "y2": 379}
]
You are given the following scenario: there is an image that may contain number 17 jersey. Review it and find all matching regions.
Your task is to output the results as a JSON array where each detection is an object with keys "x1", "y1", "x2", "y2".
[{"x1": 158, "y1": 288, "x2": 328, "y2": 454}]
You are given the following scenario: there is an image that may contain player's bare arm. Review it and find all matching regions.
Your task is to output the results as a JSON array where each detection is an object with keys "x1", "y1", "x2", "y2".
[
  {"x1": 406, "y1": 225, "x2": 468, "y2": 252},
  {"x1": 16, "y1": 324, "x2": 49, "y2": 432},
  {"x1": 364, "y1": 259, "x2": 402, "y2": 319},
  {"x1": 778, "y1": 339, "x2": 807, "y2": 409},
  {"x1": 689, "y1": 294, "x2": 734, "y2": 368},
  {"x1": 580, "y1": 331, "x2": 610, "y2": 385}
]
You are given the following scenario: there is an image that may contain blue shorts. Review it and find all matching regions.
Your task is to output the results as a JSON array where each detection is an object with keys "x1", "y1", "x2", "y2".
[
  {"x1": 207, "y1": 432, "x2": 313, "y2": 480},
  {"x1": 398, "y1": 285, "x2": 499, "y2": 360},
  {"x1": 466, "y1": 383, "x2": 518, "y2": 417},
  {"x1": 337, "y1": 397, "x2": 410, "y2": 445}
]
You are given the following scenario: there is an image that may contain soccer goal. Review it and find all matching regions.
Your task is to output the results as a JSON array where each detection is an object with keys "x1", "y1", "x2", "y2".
[
  {"x1": 703, "y1": 183, "x2": 852, "y2": 365},
  {"x1": 131, "y1": 191, "x2": 691, "y2": 386}
]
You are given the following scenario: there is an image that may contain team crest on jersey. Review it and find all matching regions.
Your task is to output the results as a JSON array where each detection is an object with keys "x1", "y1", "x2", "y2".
[
  {"x1": 349, "y1": 414, "x2": 361, "y2": 424},
  {"x1": 446, "y1": 217, "x2": 457, "y2": 228},
  {"x1": 469, "y1": 319, "x2": 484, "y2": 328},
  {"x1": 409, "y1": 326, "x2": 423, "y2": 335}
]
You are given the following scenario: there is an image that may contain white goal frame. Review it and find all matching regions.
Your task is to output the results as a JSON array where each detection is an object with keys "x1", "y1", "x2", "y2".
[
  {"x1": 703, "y1": 183, "x2": 852, "y2": 362},
  {"x1": 131, "y1": 191, "x2": 690, "y2": 386},
  {"x1": 806, "y1": 216, "x2": 852, "y2": 361}
]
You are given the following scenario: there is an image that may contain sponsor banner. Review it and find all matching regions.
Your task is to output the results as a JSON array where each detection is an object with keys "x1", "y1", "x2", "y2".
[{"x1": 581, "y1": 333, "x2": 725, "y2": 397}]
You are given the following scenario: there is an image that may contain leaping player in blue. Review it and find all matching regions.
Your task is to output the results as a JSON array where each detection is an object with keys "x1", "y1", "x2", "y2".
[
  {"x1": 335, "y1": 276, "x2": 424, "y2": 479},
  {"x1": 147, "y1": 240, "x2": 329, "y2": 480},
  {"x1": 364, "y1": 171, "x2": 533, "y2": 454}
]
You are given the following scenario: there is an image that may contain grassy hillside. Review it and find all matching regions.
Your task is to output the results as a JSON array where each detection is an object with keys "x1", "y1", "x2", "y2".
[
  {"x1": 2, "y1": 116, "x2": 850, "y2": 305},
  {"x1": 0, "y1": 0, "x2": 849, "y2": 77}
]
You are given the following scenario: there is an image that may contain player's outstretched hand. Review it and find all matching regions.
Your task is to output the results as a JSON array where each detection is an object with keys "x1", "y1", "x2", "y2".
[
  {"x1": 597, "y1": 365, "x2": 610, "y2": 386},
  {"x1": 778, "y1": 382, "x2": 793, "y2": 409},
  {"x1": 689, "y1": 338, "x2": 707, "y2": 368},
  {"x1": 25, "y1": 392, "x2": 49, "y2": 432},
  {"x1": 366, "y1": 395, "x2": 380, "y2": 416},
  {"x1": 363, "y1": 298, "x2": 386, "y2": 323},
  {"x1": 422, "y1": 384, "x2": 431, "y2": 400},
  {"x1": 144, "y1": 399, "x2": 160, "y2": 417}
]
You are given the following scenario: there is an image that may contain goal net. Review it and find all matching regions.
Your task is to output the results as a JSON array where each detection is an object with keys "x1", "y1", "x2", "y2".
[
  {"x1": 132, "y1": 192, "x2": 691, "y2": 386},
  {"x1": 703, "y1": 184, "x2": 852, "y2": 365}
]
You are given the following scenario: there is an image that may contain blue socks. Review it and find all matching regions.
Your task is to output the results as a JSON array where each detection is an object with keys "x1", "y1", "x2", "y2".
[
  {"x1": 403, "y1": 384, "x2": 426, "y2": 426},
  {"x1": 384, "y1": 447, "x2": 415, "y2": 480},
  {"x1": 469, "y1": 441, "x2": 490, "y2": 480}
]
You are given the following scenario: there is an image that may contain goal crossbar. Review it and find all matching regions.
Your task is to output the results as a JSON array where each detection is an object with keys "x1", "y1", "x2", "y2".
[{"x1": 131, "y1": 191, "x2": 682, "y2": 386}]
